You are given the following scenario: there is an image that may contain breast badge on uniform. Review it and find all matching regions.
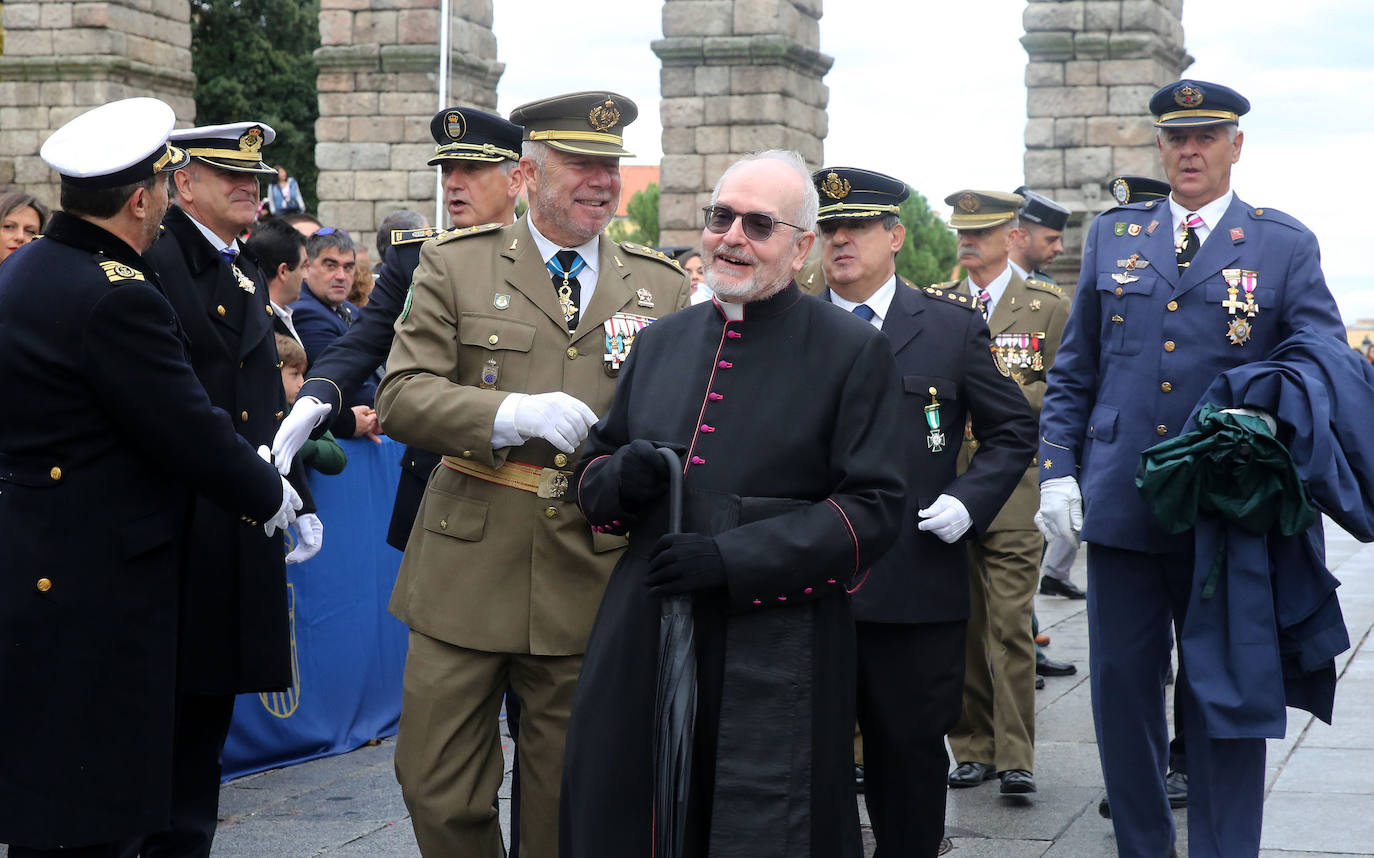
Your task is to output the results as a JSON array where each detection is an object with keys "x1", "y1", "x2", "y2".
[
  {"x1": 993, "y1": 332, "x2": 1046, "y2": 372},
  {"x1": 480, "y1": 358, "x2": 500, "y2": 389},
  {"x1": 604, "y1": 312, "x2": 653, "y2": 376},
  {"x1": 230, "y1": 264, "x2": 256, "y2": 294},
  {"x1": 1221, "y1": 268, "x2": 1260, "y2": 345},
  {"x1": 493, "y1": 293, "x2": 511, "y2": 310},
  {"x1": 635, "y1": 288, "x2": 654, "y2": 308},
  {"x1": 1128, "y1": 223, "x2": 1142, "y2": 236},
  {"x1": 1114, "y1": 222, "x2": 1128, "y2": 236}
]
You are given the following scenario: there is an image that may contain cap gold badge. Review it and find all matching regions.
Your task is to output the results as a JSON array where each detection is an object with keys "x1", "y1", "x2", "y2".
[
  {"x1": 238, "y1": 126, "x2": 264, "y2": 154},
  {"x1": 1174, "y1": 84, "x2": 1203, "y2": 108},
  {"x1": 445, "y1": 111, "x2": 467, "y2": 141},
  {"x1": 820, "y1": 171, "x2": 851, "y2": 200},
  {"x1": 589, "y1": 99, "x2": 620, "y2": 132},
  {"x1": 1112, "y1": 178, "x2": 1130, "y2": 205},
  {"x1": 958, "y1": 193, "x2": 980, "y2": 213}
]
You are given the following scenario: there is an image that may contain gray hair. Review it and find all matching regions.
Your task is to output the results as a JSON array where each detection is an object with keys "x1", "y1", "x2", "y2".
[
  {"x1": 375, "y1": 209, "x2": 428, "y2": 258},
  {"x1": 521, "y1": 139, "x2": 549, "y2": 171},
  {"x1": 711, "y1": 149, "x2": 819, "y2": 235}
]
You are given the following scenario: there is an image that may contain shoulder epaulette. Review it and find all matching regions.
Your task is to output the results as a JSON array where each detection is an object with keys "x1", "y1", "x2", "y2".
[
  {"x1": 923, "y1": 283, "x2": 978, "y2": 310},
  {"x1": 1025, "y1": 277, "x2": 1066, "y2": 297},
  {"x1": 1246, "y1": 206, "x2": 1304, "y2": 231},
  {"x1": 434, "y1": 222, "x2": 504, "y2": 245},
  {"x1": 390, "y1": 227, "x2": 449, "y2": 246},
  {"x1": 97, "y1": 258, "x2": 146, "y2": 285},
  {"x1": 619, "y1": 241, "x2": 682, "y2": 270}
]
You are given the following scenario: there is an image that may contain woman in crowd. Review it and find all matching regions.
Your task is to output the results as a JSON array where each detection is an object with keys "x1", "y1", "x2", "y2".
[
  {"x1": 0, "y1": 191, "x2": 49, "y2": 266},
  {"x1": 268, "y1": 165, "x2": 306, "y2": 215}
]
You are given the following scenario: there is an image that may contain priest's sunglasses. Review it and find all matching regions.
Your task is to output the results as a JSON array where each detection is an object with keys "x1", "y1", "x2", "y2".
[{"x1": 702, "y1": 205, "x2": 806, "y2": 242}]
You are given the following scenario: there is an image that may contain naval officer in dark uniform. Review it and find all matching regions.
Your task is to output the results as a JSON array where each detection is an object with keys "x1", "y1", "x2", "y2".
[
  {"x1": 811, "y1": 168, "x2": 1035, "y2": 855},
  {"x1": 133, "y1": 120, "x2": 316, "y2": 858},
  {"x1": 272, "y1": 107, "x2": 525, "y2": 549},
  {"x1": 1038, "y1": 80, "x2": 1345, "y2": 858},
  {"x1": 0, "y1": 98, "x2": 299, "y2": 858}
]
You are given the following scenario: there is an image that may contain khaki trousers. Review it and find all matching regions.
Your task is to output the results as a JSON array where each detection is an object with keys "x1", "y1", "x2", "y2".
[
  {"x1": 394, "y1": 630, "x2": 580, "y2": 858},
  {"x1": 948, "y1": 529, "x2": 1041, "y2": 773}
]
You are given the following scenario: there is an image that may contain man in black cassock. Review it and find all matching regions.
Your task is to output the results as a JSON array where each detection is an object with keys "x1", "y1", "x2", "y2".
[{"x1": 560, "y1": 150, "x2": 905, "y2": 858}]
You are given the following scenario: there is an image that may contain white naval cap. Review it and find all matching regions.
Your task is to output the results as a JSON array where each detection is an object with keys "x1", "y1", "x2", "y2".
[
  {"x1": 169, "y1": 121, "x2": 278, "y2": 175},
  {"x1": 40, "y1": 97, "x2": 189, "y2": 188}
]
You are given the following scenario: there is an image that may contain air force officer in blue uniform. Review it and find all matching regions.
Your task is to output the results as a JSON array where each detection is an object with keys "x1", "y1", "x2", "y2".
[{"x1": 1037, "y1": 80, "x2": 1345, "y2": 857}]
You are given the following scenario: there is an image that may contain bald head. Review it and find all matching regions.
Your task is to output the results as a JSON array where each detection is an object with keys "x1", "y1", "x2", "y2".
[{"x1": 702, "y1": 150, "x2": 817, "y2": 303}]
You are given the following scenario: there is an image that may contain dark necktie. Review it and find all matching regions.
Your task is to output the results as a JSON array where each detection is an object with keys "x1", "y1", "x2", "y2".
[
  {"x1": 1176, "y1": 212, "x2": 1202, "y2": 275},
  {"x1": 851, "y1": 303, "x2": 875, "y2": 322},
  {"x1": 547, "y1": 249, "x2": 584, "y2": 332}
]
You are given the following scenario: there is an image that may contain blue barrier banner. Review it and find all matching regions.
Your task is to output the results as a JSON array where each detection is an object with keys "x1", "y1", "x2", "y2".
[{"x1": 223, "y1": 436, "x2": 411, "y2": 781}]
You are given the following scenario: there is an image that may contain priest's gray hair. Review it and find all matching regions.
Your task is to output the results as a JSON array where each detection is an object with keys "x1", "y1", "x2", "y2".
[{"x1": 711, "y1": 149, "x2": 819, "y2": 235}]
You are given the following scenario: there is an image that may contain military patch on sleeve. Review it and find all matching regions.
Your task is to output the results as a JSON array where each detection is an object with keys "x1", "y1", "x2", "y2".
[
  {"x1": 992, "y1": 347, "x2": 1011, "y2": 378},
  {"x1": 390, "y1": 227, "x2": 448, "y2": 246},
  {"x1": 98, "y1": 259, "x2": 146, "y2": 284},
  {"x1": 398, "y1": 286, "x2": 415, "y2": 324},
  {"x1": 434, "y1": 222, "x2": 503, "y2": 245},
  {"x1": 619, "y1": 241, "x2": 683, "y2": 270}
]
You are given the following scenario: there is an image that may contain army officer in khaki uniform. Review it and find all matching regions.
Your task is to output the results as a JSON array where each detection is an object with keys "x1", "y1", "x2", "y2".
[
  {"x1": 375, "y1": 91, "x2": 691, "y2": 858},
  {"x1": 942, "y1": 190, "x2": 1071, "y2": 797}
]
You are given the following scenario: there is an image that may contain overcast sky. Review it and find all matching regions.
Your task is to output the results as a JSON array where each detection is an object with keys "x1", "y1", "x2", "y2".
[{"x1": 489, "y1": 0, "x2": 1374, "y2": 323}]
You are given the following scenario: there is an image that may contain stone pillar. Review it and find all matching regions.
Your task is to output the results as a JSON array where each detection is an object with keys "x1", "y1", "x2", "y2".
[
  {"x1": 1021, "y1": 0, "x2": 1190, "y2": 284},
  {"x1": 0, "y1": 0, "x2": 195, "y2": 205},
  {"x1": 653, "y1": 0, "x2": 833, "y2": 249},
  {"x1": 314, "y1": 0, "x2": 502, "y2": 255}
]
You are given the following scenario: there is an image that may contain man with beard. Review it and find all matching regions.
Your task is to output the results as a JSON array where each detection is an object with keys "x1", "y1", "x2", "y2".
[
  {"x1": 1008, "y1": 187, "x2": 1070, "y2": 287},
  {"x1": 560, "y1": 150, "x2": 905, "y2": 858},
  {"x1": 811, "y1": 168, "x2": 1036, "y2": 854},
  {"x1": 131, "y1": 121, "x2": 320, "y2": 858},
  {"x1": 943, "y1": 190, "x2": 1070, "y2": 798},
  {"x1": 374, "y1": 91, "x2": 690, "y2": 858},
  {"x1": 0, "y1": 98, "x2": 299, "y2": 858},
  {"x1": 273, "y1": 106, "x2": 525, "y2": 549}
]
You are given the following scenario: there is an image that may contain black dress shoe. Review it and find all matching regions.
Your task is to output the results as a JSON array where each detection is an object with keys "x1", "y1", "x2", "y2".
[
  {"x1": 855, "y1": 764, "x2": 865, "y2": 794},
  {"x1": 947, "y1": 761, "x2": 997, "y2": 787},
  {"x1": 1165, "y1": 769, "x2": 1188, "y2": 807},
  {"x1": 1039, "y1": 576, "x2": 1087, "y2": 599},
  {"x1": 1099, "y1": 795, "x2": 1111, "y2": 818},
  {"x1": 999, "y1": 769, "x2": 1036, "y2": 794},
  {"x1": 1036, "y1": 653, "x2": 1078, "y2": 676},
  {"x1": 1035, "y1": 675, "x2": 1045, "y2": 689}
]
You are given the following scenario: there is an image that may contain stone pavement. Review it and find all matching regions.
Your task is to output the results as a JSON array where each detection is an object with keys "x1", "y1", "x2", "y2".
[{"x1": 208, "y1": 521, "x2": 1374, "y2": 857}]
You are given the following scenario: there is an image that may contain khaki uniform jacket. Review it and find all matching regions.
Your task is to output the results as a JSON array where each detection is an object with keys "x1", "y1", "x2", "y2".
[
  {"x1": 376, "y1": 216, "x2": 691, "y2": 655},
  {"x1": 958, "y1": 270, "x2": 1071, "y2": 532}
]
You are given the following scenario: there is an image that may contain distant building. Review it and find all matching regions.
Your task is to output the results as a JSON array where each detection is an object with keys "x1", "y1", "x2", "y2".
[{"x1": 1346, "y1": 319, "x2": 1374, "y2": 360}]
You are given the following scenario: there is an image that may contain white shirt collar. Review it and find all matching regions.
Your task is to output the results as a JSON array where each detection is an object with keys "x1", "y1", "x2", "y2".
[
  {"x1": 527, "y1": 215, "x2": 600, "y2": 284},
  {"x1": 184, "y1": 211, "x2": 237, "y2": 255},
  {"x1": 970, "y1": 263, "x2": 1013, "y2": 315},
  {"x1": 1169, "y1": 189, "x2": 1234, "y2": 236},
  {"x1": 827, "y1": 274, "x2": 897, "y2": 329},
  {"x1": 1007, "y1": 258, "x2": 1029, "y2": 280}
]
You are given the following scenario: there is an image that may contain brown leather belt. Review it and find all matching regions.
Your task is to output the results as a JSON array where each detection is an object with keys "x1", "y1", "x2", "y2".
[{"x1": 441, "y1": 455, "x2": 571, "y2": 499}]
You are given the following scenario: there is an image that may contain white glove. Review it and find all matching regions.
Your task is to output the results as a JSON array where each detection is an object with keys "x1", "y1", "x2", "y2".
[
  {"x1": 510, "y1": 392, "x2": 598, "y2": 453},
  {"x1": 917, "y1": 494, "x2": 973, "y2": 543},
  {"x1": 258, "y1": 445, "x2": 303, "y2": 537},
  {"x1": 1220, "y1": 406, "x2": 1277, "y2": 434},
  {"x1": 271, "y1": 396, "x2": 332, "y2": 475},
  {"x1": 1036, "y1": 476, "x2": 1083, "y2": 542},
  {"x1": 285, "y1": 513, "x2": 323, "y2": 564}
]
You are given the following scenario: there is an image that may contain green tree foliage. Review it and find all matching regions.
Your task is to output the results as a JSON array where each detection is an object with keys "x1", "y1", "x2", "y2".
[
  {"x1": 896, "y1": 187, "x2": 958, "y2": 286},
  {"x1": 607, "y1": 182, "x2": 659, "y2": 246},
  {"x1": 190, "y1": 0, "x2": 321, "y2": 212}
]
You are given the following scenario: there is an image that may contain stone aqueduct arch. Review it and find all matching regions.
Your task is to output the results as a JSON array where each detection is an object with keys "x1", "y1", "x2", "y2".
[{"x1": 0, "y1": 0, "x2": 1185, "y2": 274}]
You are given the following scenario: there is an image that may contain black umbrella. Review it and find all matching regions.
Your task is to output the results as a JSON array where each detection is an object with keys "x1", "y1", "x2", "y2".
[{"x1": 652, "y1": 446, "x2": 695, "y2": 858}]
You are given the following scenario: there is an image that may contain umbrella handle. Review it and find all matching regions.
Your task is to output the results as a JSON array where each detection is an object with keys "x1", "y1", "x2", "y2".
[{"x1": 657, "y1": 447, "x2": 683, "y2": 535}]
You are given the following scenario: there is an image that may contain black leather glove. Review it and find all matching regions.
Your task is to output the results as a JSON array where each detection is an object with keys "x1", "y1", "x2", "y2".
[
  {"x1": 616, "y1": 438, "x2": 671, "y2": 510},
  {"x1": 646, "y1": 533, "x2": 726, "y2": 596}
]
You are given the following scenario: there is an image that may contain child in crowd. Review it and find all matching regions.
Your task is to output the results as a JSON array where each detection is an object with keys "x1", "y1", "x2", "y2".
[{"x1": 277, "y1": 333, "x2": 347, "y2": 475}]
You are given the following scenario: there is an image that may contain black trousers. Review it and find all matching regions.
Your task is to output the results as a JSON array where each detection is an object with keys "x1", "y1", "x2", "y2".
[
  {"x1": 856, "y1": 619, "x2": 967, "y2": 858},
  {"x1": 119, "y1": 692, "x2": 236, "y2": 858}
]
